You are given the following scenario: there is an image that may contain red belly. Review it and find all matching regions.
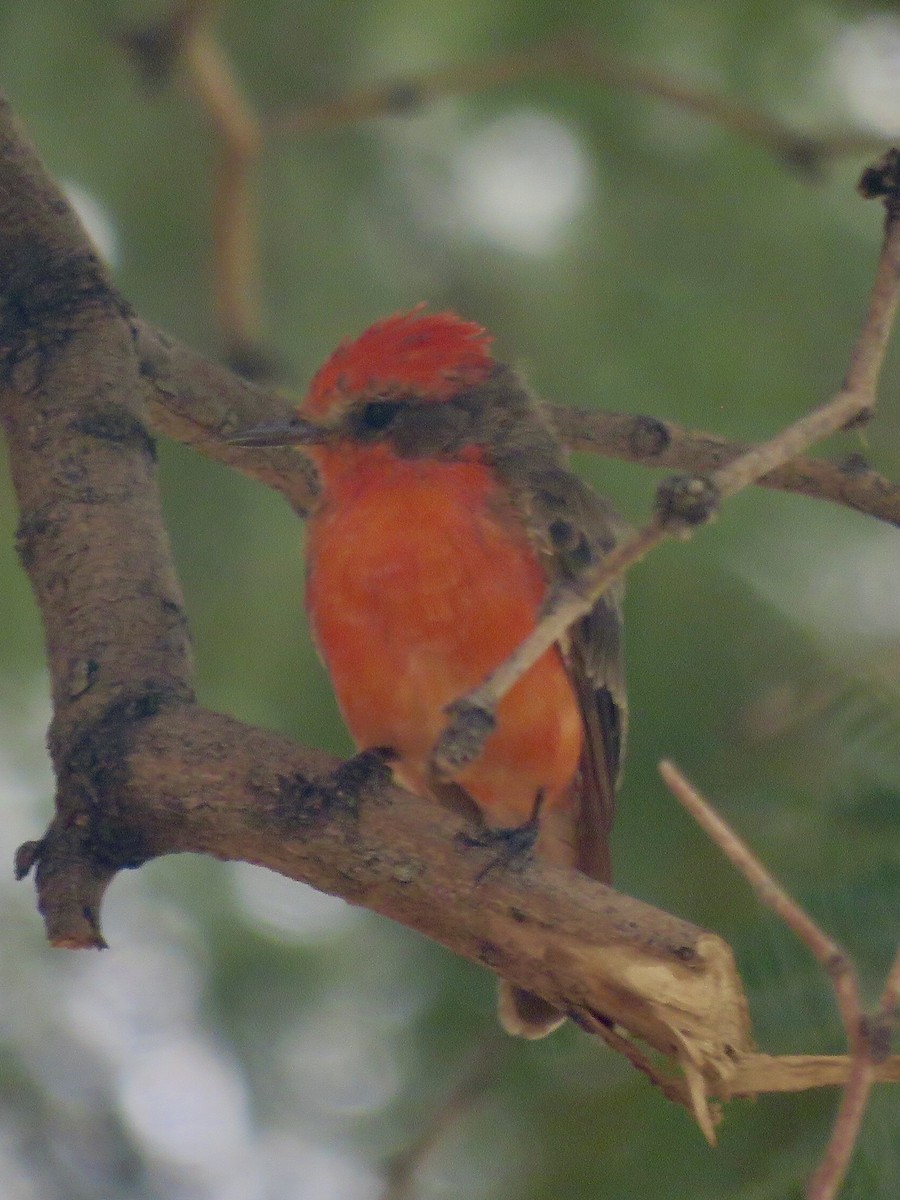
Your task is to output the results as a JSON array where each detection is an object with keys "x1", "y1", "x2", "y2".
[{"x1": 306, "y1": 449, "x2": 583, "y2": 827}]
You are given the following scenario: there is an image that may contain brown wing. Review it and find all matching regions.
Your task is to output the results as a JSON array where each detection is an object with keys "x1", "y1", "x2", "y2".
[
  {"x1": 497, "y1": 458, "x2": 627, "y2": 1038},
  {"x1": 566, "y1": 588, "x2": 626, "y2": 883},
  {"x1": 507, "y1": 456, "x2": 628, "y2": 885},
  {"x1": 469, "y1": 373, "x2": 628, "y2": 1035}
]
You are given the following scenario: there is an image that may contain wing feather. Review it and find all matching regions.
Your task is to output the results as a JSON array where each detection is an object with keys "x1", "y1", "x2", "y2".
[
  {"x1": 505, "y1": 454, "x2": 628, "y2": 885},
  {"x1": 566, "y1": 592, "x2": 626, "y2": 883}
]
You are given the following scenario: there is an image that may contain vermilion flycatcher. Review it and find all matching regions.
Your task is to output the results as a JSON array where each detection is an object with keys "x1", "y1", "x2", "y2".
[{"x1": 234, "y1": 309, "x2": 627, "y2": 1037}]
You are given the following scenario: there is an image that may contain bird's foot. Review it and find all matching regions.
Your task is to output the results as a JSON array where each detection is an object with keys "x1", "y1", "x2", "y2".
[{"x1": 459, "y1": 791, "x2": 545, "y2": 882}]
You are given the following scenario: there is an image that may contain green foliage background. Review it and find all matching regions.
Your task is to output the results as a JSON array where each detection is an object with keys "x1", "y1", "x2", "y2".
[{"x1": 0, "y1": 2, "x2": 898, "y2": 1198}]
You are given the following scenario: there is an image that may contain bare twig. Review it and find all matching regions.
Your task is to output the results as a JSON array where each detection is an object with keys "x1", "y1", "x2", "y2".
[
  {"x1": 121, "y1": 14, "x2": 895, "y2": 365},
  {"x1": 657, "y1": 762, "x2": 864, "y2": 1048},
  {"x1": 115, "y1": 0, "x2": 222, "y2": 90},
  {"x1": 380, "y1": 1033, "x2": 504, "y2": 1200},
  {"x1": 658, "y1": 760, "x2": 897, "y2": 1200},
  {"x1": 119, "y1": 2, "x2": 266, "y2": 372},
  {"x1": 882, "y1": 943, "x2": 900, "y2": 1018},
  {"x1": 267, "y1": 34, "x2": 888, "y2": 174},
  {"x1": 805, "y1": 940, "x2": 900, "y2": 1198},
  {"x1": 553, "y1": 408, "x2": 900, "y2": 528},
  {"x1": 573, "y1": 1009, "x2": 703, "y2": 1129},
  {"x1": 432, "y1": 177, "x2": 900, "y2": 779},
  {"x1": 179, "y1": 17, "x2": 264, "y2": 370},
  {"x1": 806, "y1": 1067, "x2": 878, "y2": 1200}
]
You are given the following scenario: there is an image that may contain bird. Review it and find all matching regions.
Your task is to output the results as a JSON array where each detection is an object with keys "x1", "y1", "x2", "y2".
[{"x1": 232, "y1": 308, "x2": 627, "y2": 1037}]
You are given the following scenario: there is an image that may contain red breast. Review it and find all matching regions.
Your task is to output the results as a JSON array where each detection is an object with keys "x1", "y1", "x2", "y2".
[{"x1": 305, "y1": 439, "x2": 583, "y2": 829}]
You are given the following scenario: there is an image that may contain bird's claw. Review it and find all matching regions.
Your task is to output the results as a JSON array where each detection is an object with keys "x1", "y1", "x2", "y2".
[{"x1": 458, "y1": 791, "x2": 545, "y2": 882}]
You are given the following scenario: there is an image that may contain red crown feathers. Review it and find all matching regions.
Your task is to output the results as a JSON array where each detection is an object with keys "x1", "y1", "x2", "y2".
[{"x1": 303, "y1": 308, "x2": 495, "y2": 417}]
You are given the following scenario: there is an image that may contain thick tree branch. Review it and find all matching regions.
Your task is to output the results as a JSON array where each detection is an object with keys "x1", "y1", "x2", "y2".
[
  {"x1": 25, "y1": 704, "x2": 756, "y2": 1095},
  {"x1": 0, "y1": 92, "x2": 195, "y2": 752},
  {"x1": 131, "y1": 318, "x2": 320, "y2": 511}
]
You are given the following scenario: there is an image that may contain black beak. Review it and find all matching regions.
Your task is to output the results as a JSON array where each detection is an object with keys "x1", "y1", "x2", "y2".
[{"x1": 226, "y1": 416, "x2": 331, "y2": 447}]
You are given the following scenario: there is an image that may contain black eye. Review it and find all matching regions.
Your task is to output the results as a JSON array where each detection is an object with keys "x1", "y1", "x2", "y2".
[{"x1": 359, "y1": 400, "x2": 403, "y2": 432}]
